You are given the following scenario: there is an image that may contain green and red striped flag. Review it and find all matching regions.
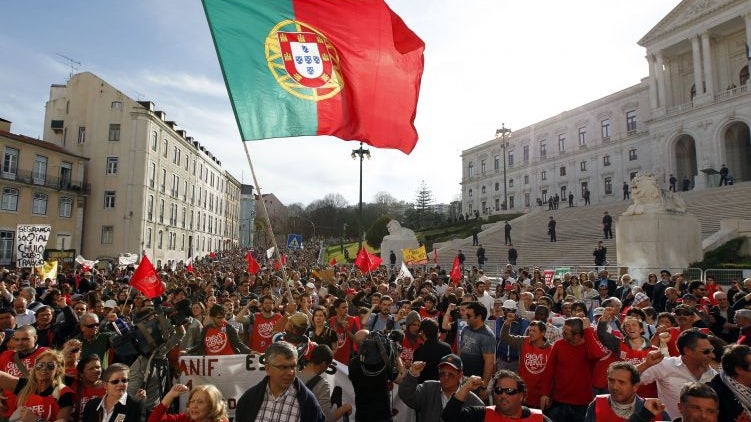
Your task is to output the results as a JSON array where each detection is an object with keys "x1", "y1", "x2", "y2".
[{"x1": 202, "y1": 0, "x2": 425, "y2": 154}]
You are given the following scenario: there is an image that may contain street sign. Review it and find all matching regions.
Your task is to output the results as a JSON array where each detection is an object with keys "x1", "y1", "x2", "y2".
[{"x1": 287, "y1": 234, "x2": 303, "y2": 250}]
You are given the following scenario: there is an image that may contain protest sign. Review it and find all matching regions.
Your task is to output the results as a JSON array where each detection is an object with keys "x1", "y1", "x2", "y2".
[
  {"x1": 402, "y1": 245, "x2": 428, "y2": 265},
  {"x1": 15, "y1": 224, "x2": 51, "y2": 268}
]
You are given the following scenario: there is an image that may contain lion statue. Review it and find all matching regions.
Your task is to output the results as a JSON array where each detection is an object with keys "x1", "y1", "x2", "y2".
[{"x1": 623, "y1": 173, "x2": 687, "y2": 215}]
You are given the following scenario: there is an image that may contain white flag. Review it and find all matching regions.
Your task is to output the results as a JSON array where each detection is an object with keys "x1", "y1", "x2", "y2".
[
  {"x1": 266, "y1": 246, "x2": 275, "y2": 259},
  {"x1": 397, "y1": 262, "x2": 414, "y2": 281}
]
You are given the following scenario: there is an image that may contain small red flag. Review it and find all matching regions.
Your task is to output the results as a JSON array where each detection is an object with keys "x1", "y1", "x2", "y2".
[
  {"x1": 329, "y1": 257, "x2": 337, "y2": 266},
  {"x1": 209, "y1": 251, "x2": 216, "y2": 259},
  {"x1": 449, "y1": 256, "x2": 462, "y2": 286},
  {"x1": 433, "y1": 249, "x2": 438, "y2": 264},
  {"x1": 354, "y1": 248, "x2": 383, "y2": 274},
  {"x1": 185, "y1": 257, "x2": 194, "y2": 273},
  {"x1": 130, "y1": 255, "x2": 165, "y2": 299},
  {"x1": 246, "y1": 252, "x2": 260, "y2": 275},
  {"x1": 281, "y1": 254, "x2": 287, "y2": 265}
]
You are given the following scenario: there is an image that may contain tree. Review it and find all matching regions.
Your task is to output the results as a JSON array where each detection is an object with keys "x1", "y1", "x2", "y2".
[
  {"x1": 366, "y1": 215, "x2": 392, "y2": 249},
  {"x1": 414, "y1": 180, "x2": 434, "y2": 229}
]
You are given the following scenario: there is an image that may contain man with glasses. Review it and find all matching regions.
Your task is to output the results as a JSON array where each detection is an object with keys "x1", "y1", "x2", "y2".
[
  {"x1": 400, "y1": 353, "x2": 483, "y2": 421},
  {"x1": 459, "y1": 302, "x2": 496, "y2": 402},
  {"x1": 443, "y1": 370, "x2": 551, "y2": 421},
  {"x1": 236, "y1": 341, "x2": 324, "y2": 422},
  {"x1": 638, "y1": 328, "x2": 717, "y2": 420},
  {"x1": 75, "y1": 313, "x2": 115, "y2": 364},
  {"x1": 708, "y1": 344, "x2": 751, "y2": 420}
]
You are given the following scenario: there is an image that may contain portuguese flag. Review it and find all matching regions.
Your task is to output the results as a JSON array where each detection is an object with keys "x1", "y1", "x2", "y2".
[{"x1": 202, "y1": 0, "x2": 425, "y2": 154}]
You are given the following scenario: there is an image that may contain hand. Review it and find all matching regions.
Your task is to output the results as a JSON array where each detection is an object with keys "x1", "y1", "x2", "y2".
[
  {"x1": 645, "y1": 350, "x2": 664, "y2": 367},
  {"x1": 168, "y1": 384, "x2": 189, "y2": 398},
  {"x1": 341, "y1": 403, "x2": 353, "y2": 415},
  {"x1": 409, "y1": 361, "x2": 426, "y2": 377},
  {"x1": 20, "y1": 407, "x2": 36, "y2": 422},
  {"x1": 463, "y1": 375, "x2": 484, "y2": 391},
  {"x1": 540, "y1": 396, "x2": 552, "y2": 410},
  {"x1": 135, "y1": 388, "x2": 147, "y2": 401},
  {"x1": 643, "y1": 398, "x2": 666, "y2": 415},
  {"x1": 106, "y1": 312, "x2": 118, "y2": 322},
  {"x1": 56, "y1": 295, "x2": 68, "y2": 308}
]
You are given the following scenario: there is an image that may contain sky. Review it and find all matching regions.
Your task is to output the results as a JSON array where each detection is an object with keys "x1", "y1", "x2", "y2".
[{"x1": 0, "y1": 0, "x2": 683, "y2": 208}]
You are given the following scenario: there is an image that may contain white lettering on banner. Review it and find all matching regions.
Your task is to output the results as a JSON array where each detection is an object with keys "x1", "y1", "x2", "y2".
[
  {"x1": 177, "y1": 354, "x2": 413, "y2": 421},
  {"x1": 16, "y1": 224, "x2": 51, "y2": 268}
]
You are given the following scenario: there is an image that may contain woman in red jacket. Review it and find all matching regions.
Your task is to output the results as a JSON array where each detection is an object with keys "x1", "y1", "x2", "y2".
[{"x1": 148, "y1": 383, "x2": 228, "y2": 422}]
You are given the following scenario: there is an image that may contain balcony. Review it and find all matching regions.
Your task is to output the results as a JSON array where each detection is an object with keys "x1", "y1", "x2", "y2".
[{"x1": 0, "y1": 169, "x2": 90, "y2": 194}]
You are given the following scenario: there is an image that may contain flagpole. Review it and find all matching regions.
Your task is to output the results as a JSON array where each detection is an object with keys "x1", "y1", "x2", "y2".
[{"x1": 242, "y1": 142, "x2": 294, "y2": 301}]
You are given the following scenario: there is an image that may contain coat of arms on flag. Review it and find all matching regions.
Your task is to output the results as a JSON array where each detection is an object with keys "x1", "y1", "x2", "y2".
[{"x1": 276, "y1": 29, "x2": 338, "y2": 90}]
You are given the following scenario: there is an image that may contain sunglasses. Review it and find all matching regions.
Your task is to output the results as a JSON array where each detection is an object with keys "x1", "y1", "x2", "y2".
[
  {"x1": 493, "y1": 387, "x2": 521, "y2": 396},
  {"x1": 34, "y1": 362, "x2": 57, "y2": 371},
  {"x1": 697, "y1": 348, "x2": 714, "y2": 355},
  {"x1": 84, "y1": 323, "x2": 99, "y2": 328},
  {"x1": 108, "y1": 378, "x2": 129, "y2": 385}
]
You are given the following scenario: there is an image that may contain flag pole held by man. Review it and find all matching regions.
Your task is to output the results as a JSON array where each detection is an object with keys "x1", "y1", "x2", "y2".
[{"x1": 202, "y1": 0, "x2": 425, "y2": 154}]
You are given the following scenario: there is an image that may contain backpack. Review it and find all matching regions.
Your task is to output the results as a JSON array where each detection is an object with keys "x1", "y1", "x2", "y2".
[{"x1": 358, "y1": 330, "x2": 397, "y2": 380}]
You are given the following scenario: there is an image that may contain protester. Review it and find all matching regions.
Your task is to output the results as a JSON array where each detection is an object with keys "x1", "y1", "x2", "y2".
[
  {"x1": 298, "y1": 344, "x2": 353, "y2": 422},
  {"x1": 584, "y1": 361, "x2": 669, "y2": 421},
  {"x1": 148, "y1": 383, "x2": 229, "y2": 422},
  {"x1": 82, "y1": 362, "x2": 145, "y2": 422},
  {"x1": 70, "y1": 353, "x2": 105, "y2": 422}
]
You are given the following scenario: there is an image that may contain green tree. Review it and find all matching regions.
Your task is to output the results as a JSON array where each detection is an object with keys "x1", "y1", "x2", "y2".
[{"x1": 366, "y1": 215, "x2": 392, "y2": 249}]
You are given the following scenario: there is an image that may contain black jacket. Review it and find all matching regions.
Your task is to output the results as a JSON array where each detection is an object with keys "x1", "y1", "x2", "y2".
[
  {"x1": 235, "y1": 375, "x2": 324, "y2": 422},
  {"x1": 82, "y1": 394, "x2": 145, "y2": 422}
]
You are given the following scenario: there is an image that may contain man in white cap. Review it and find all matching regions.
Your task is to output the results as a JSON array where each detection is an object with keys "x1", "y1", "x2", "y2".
[{"x1": 495, "y1": 299, "x2": 527, "y2": 372}]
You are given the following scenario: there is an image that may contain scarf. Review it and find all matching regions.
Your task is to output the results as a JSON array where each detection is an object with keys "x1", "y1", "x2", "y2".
[
  {"x1": 720, "y1": 371, "x2": 751, "y2": 416},
  {"x1": 610, "y1": 397, "x2": 636, "y2": 419}
]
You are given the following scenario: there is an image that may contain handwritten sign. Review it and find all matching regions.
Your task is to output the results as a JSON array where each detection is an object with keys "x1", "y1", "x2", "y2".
[{"x1": 16, "y1": 225, "x2": 51, "y2": 268}]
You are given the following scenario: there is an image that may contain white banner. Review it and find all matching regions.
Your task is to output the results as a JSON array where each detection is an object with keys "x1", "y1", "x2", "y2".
[
  {"x1": 15, "y1": 224, "x2": 51, "y2": 268},
  {"x1": 177, "y1": 354, "x2": 413, "y2": 421},
  {"x1": 118, "y1": 253, "x2": 139, "y2": 267}
]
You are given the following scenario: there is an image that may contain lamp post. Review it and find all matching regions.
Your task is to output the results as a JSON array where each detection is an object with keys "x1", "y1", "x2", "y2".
[
  {"x1": 495, "y1": 124, "x2": 512, "y2": 212},
  {"x1": 352, "y1": 142, "x2": 370, "y2": 250}
]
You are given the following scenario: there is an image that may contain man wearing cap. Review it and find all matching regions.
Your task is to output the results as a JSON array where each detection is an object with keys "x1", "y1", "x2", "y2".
[
  {"x1": 273, "y1": 312, "x2": 317, "y2": 367},
  {"x1": 400, "y1": 354, "x2": 483, "y2": 422},
  {"x1": 443, "y1": 371, "x2": 552, "y2": 421},
  {"x1": 495, "y1": 299, "x2": 527, "y2": 372}
]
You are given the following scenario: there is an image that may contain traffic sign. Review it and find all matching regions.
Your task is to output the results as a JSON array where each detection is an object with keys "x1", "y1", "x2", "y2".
[{"x1": 287, "y1": 234, "x2": 303, "y2": 250}]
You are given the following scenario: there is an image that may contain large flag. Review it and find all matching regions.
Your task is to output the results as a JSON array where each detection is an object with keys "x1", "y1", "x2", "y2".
[
  {"x1": 247, "y1": 252, "x2": 261, "y2": 275},
  {"x1": 202, "y1": 0, "x2": 425, "y2": 154},
  {"x1": 130, "y1": 255, "x2": 165, "y2": 299},
  {"x1": 449, "y1": 256, "x2": 462, "y2": 286},
  {"x1": 354, "y1": 248, "x2": 382, "y2": 274}
]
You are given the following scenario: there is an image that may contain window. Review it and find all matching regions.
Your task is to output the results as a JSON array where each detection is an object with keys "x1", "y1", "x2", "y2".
[
  {"x1": 509, "y1": 196, "x2": 514, "y2": 209},
  {"x1": 560, "y1": 166, "x2": 566, "y2": 176},
  {"x1": 173, "y1": 146, "x2": 180, "y2": 164},
  {"x1": 32, "y1": 155, "x2": 47, "y2": 184},
  {"x1": 59, "y1": 197, "x2": 72, "y2": 217},
  {"x1": 494, "y1": 198, "x2": 500, "y2": 212},
  {"x1": 160, "y1": 169, "x2": 166, "y2": 193},
  {"x1": 541, "y1": 189, "x2": 548, "y2": 203},
  {"x1": 0, "y1": 231, "x2": 13, "y2": 266},
  {"x1": 560, "y1": 186, "x2": 567, "y2": 197},
  {"x1": 603, "y1": 155, "x2": 611, "y2": 166},
  {"x1": 182, "y1": 207, "x2": 186, "y2": 228},
  {"x1": 509, "y1": 178, "x2": 514, "y2": 187},
  {"x1": 540, "y1": 141, "x2": 547, "y2": 159},
  {"x1": 630, "y1": 171, "x2": 638, "y2": 180},
  {"x1": 1, "y1": 188, "x2": 18, "y2": 211},
  {"x1": 60, "y1": 162, "x2": 72, "y2": 188},
  {"x1": 481, "y1": 186, "x2": 486, "y2": 194},
  {"x1": 524, "y1": 175, "x2": 529, "y2": 184},
  {"x1": 106, "y1": 157, "x2": 118, "y2": 174},
  {"x1": 581, "y1": 182, "x2": 589, "y2": 197},
  {"x1": 108, "y1": 124, "x2": 121, "y2": 141},
  {"x1": 508, "y1": 151, "x2": 514, "y2": 167},
  {"x1": 151, "y1": 131, "x2": 158, "y2": 151},
  {"x1": 159, "y1": 199, "x2": 165, "y2": 223},
  {"x1": 494, "y1": 155, "x2": 500, "y2": 171},
  {"x1": 162, "y1": 139, "x2": 168, "y2": 158},
  {"x1": 104, "y1": 191, "x2": 116, "y2": 208},
  {"x1": 580, "y1": 161, "x2": 587, "y2": 171},
  {"x1": 468, "y1": 189, "x2": 473, "y2": 198},
  {"x1": 558, "y1": 134, "x2": 565, "y2": 152},
  {"x1": 604, "y1": 177, "x2": 613, "y2": 195},
  {"x1": 523, "y1": 145, "x2": 529, "y2": 163},
  {"x1": 101, "y1": 226, "x2": 114, "y2": 244},
  {"x1": 481, "y1": 160, "x2": 486, "y2": 174},
  {"x1": 184, "y1": 156, "x2": 189, "y2": 171},
  {"x1": 111, "y1": 101, "x2": 123, "y2": 110},
  {"x1": 494, "y1": 182, "x2": 500, "y2": 191},
  {"x1": 145, "y1": 228, "x2": 152, "y2": 248},
  {"x1": 629, "y1": 149, "x2": 637, "y2": 161},
  {"x1": 32, "y1": 193, "x2": 47, "y2": 215},
  {"x1": 148, "y1": 162, "x2": 156, "y2": 188},
  {"x1": 481, "y1": 201, "x2": 487, "y2": 214},
  {"x1": 525, "y1": 193, "x2": 530, "y2": 207},
  {"x1": 578, "y1": 127, "x2": 586, "y2": 146},
  {"x1": 541, "y1": 170, "x2": 547, "y2": 180},
  {"x1": 626, "y1": 110, "x2": 637, "y2": 134},
  {"x1": 157, "y1": 230, "x2": 163, "y2": 249},
  {"x1": 601, "y1": 119, "x2": 611, "y2": 140},
  {"x1": 2, "y1": 147, "x2": 18, "y2": 177},
  {"x1": 172, "y1": 174, "x2": 179, "y2": 197},
  {"x1": 78, "y1": 126, "x2": 86, "y2": 144},
  {"x1": 147, "y1": 195, "x2": 154, "y2": 221},
  {"x1": 468, "y1": 162, "x2": 474, "y2": 178}
]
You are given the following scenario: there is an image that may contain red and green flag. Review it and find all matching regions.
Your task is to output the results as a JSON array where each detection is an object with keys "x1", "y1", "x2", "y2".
[{"x1": 202, "y1": 0, "x2": 425, "y2": 154}]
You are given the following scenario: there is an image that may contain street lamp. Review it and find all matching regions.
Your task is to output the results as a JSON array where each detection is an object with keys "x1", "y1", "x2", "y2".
[
  {"x1": 495, "y1": 124, "x2": 512, "y2": 212},
  {"x1": 352, "y1": 142, "x2": 371, "y2": 250}
]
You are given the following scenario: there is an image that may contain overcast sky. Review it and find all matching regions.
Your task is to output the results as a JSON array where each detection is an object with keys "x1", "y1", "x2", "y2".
[{"x1": 0, "y1": 0, "x2": 682, "y2": 207}]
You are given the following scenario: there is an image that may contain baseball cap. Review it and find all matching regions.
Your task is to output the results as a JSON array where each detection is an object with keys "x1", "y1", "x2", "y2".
[
  {"x1": 633, "y1": 292, "x2": 650, "y2": 304},
  {"x1": 682, "y1": 294, "x2": 697, "y2": 302},
  {"x1": 288, "y1": 312, "x2": 309, "y2": 330},
  {"x1": 502, "y1": 299, "x2": 517, "y2": 310},
  {"x1": 103, "y1": 299, "x2": 118, "y2": 309},
  {"x1": 305, "y1": 282, "x2": 315, "y2": 289},
  {"x1": 438, "y1": 354, "x2": 463, "y2": 371}
]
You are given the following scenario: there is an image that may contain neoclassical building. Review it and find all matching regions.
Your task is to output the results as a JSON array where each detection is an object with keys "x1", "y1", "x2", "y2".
[
  {"x1": 461, "y1": 0, "x2": 751, "y2": 215},
  {"x1": 42, "y1": 72, "x2": 241, "y2": 266}
]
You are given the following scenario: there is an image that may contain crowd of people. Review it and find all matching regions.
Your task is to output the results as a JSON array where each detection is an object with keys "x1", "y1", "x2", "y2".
[{"x1": 0, "y1": 242, "x2": 747, "y2": 422}]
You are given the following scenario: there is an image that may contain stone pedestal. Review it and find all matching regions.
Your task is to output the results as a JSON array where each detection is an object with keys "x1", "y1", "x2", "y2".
[{"x1": 616, "y1": 213, "x2": 702, "y2": 278}]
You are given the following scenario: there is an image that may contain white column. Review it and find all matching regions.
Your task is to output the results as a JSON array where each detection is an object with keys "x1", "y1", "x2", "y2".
[
  {"x1": 701, "y1": 31, "x2": 714, "y2": 95},
  {"x1": 691, "y1": 35, "x2": 704, "y2": 95},
  {"x1": 656, "y1": 53, "x2": 667, "y2": 108},
  {"x1": 647, "y1": 53, "x2": 658, "y2": 109}
]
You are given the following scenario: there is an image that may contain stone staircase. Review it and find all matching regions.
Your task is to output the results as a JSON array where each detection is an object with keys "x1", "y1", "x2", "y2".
[{"x1": 434, "y1": 181, "x2": 751, "y2": 275}]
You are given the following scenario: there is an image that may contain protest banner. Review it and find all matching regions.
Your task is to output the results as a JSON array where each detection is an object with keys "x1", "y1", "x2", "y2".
[
  {"x1": 15, "y1": 224, "x2": 51, "y2": 268},
  {"x1": 543, "y1": 269, "x2": 555, "y2": 286},
  {"x1": 402, "y1": 245, "x2": 428, "y2": 265},
  {"x1": 177, "y1": 354, "x2": 411, "y2": 421},
  {"x1": 44, "y1": 249, "x2": 76, "y2": 270}
]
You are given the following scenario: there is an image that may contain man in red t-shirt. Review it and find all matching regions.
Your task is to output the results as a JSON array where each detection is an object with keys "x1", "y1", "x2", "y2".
[
  {"x1": 248, "y1": 295, "x2": 282, "y2": 354},
  {"x1": 330, "y1": 298, "x2": 360, "y2": 364}
]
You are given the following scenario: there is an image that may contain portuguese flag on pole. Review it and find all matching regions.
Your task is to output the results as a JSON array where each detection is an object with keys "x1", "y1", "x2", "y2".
[{"x1": 202, "y1": 0, "x2": 425, "y2": 154}]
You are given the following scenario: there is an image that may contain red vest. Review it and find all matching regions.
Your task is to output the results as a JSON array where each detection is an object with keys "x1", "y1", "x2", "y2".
[
  {"x1": 0, "y1": 347, "x2": 48, "y2": 417},
  {"x1": 518, "y1": 339, "x2": 551, "y2": 408},
  {"x1": 618, "y1": 341, "x2": 658, "y2": 398},
  {"x1": 250, "y1": 312, "x2": 282, "y2": 353},
  {"x1": 331, "y1": 316, "x2": 359, "y2": 364},
  {"x1": 204, "y1": 322, "x2": 236, "y2": 355},
  {"x1": 484, "y1": 406, "x2": 544, "y2": 422},
  {"x1": 8, "y1": 385, "x2": 73, "y2": 421},
  {"x1": 594, "y1": 395, "x2": 658, "y2": 422},
  {"x1": 400, "y1": 335, "x2": 423, "y2": 368}
]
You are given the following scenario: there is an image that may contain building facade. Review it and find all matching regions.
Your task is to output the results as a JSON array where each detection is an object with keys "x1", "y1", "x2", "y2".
[
  {"x1": 42, "y1": 72, "x2": 240, "y2": 266},
  {"x1": 254, "y1": 193, "x2": 288, "y2": 247},
  {"x1": 239, "y1": 184, "x2": 255, "y2": 248},
  {"x1": 0, "y1": 119, "x2": 88, "y2": 266},
  {"x1": 461, "y1": 0, "x2": 751, "y2": 216}
]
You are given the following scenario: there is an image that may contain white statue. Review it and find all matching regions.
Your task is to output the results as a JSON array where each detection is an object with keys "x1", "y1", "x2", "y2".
[
  {"x1": 380, "y1": 220, "x2": 419, "y2": 266},
  {"x1": 623, "y1": 173, "x2": 687, "y2": 215}
]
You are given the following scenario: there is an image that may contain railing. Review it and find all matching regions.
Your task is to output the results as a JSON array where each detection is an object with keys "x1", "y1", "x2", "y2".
[{"x1": 0, "y1": 169, "x2": 90, "y2": 194}]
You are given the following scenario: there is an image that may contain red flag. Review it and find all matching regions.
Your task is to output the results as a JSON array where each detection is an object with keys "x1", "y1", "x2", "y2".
[
  {"x1": 355, "y1": 248, "x2": 383, "y2": 274},
  {"x1": 185, "y1": 257, "x2": 194, "y2": 273},
  {"x1": 281, "y1": 254, "x2": 287, "y2": 265},
  {"x1": 433, "y1": 249, "x2": 438, "y2": 264},
  {"x1": 329, "y1": 257, "x2": 337, "y2": 266},
  {"x1": 209, "y1": 251, "x2": 216, "y2": 259},
  {"x1": 246, "y1": 252, "x2": 260, "y2": 275},
  {"x1": 130, "y1": 255, "x2": 165, "y2": 299},
  {"x1": 202, "y1": 0, "x2": 426, "y2": 154},
  {"x1": 449, "y1": 256, "x2": 462, "y2": 286},
  {"x1": 274, "y1": 260, "x2": 282, "y2": 270}
]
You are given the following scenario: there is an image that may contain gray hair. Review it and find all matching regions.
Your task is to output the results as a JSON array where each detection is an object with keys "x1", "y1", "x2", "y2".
[{"x1": 265, "y1": 341, "x2": 297, "y2": 363}]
